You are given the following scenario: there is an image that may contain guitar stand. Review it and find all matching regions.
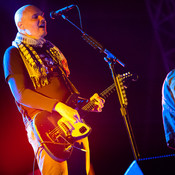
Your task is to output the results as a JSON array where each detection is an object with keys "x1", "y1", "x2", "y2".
[{"x1": 54, "y1": 11, "x2": 140, "y2": 160}]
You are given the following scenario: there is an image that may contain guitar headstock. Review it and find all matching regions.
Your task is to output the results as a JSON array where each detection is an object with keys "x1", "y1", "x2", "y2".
[
  {"x1": 119, "y1": 72, "x2": 138, "y2": 88},
  {"x1": 116, "y1": 74, "x2": 128, "y2": 106},
  {"x1": 99, "y1": 72, "x2": 138, "y2": 106}
]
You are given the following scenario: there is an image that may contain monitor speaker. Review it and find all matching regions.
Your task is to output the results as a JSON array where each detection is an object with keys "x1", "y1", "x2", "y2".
[{"x1": 124, "y1": 154, "x2": 175, "y2": 175}]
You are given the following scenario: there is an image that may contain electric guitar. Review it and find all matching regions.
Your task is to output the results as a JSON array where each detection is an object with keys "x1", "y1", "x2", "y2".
[{"x1": 33, "y1": 72, "x2": 134, "y2": 162}]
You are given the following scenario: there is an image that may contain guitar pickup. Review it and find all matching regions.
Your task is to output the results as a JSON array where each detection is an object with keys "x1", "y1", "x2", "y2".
[{"x1": 79, "y1": 126, "x2": 87, "y2": 134}]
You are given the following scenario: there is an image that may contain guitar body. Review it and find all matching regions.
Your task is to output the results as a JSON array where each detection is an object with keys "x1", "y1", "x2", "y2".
[{"x1": 33, "y1": 111, "x2": 91, "y2": 162}]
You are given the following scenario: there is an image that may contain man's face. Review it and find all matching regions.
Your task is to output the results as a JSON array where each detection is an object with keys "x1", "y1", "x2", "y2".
[{"x1": 21, "y1": 6, "x2": 47, "y2": 39}]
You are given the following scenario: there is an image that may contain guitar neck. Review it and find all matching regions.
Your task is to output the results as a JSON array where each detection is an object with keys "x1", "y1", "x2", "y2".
[
  {"x1": 81, "y1": 72, "x2": 132, "y2": 112},
  {"x1": 81, "y1": 83, "x2": 116, "y2": 112},
  {"x1": 100, "y1": 83, "x2": 116, "y2": 99}
]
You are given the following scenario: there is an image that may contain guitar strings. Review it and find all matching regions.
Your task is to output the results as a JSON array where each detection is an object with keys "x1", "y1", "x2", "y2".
[
  {"x1": 100, "y1": 83, "x2": 115, "y2": 98},
  {"x1": 49, "y1": 84, "x2": 116, "y2": 136},
  {"x1": 48, "y1": 121, "x2": 71, "y2": 139},
  {"x1": 41, "y1": 141, "x2": 70, "y2": 146},
  {"x1": 81, "y1": 100, "x2": 95, "y2": 112},
  {"x1": 48, "y1": 84, "x2": 117, "y2": 139},
  {"x1": 49, "y1": 126, "x2": 62, "y2": 135},
  {"x1": 82, "y1": 83, "x2": 116, "y2": 111},
  {"x1": 80, "y1": 74, "x2": 131, "y2": 112},
  {"x1": 39, "y1": 75, "x2": 130, "y2": 149},
  {"x1": 48, "y1": 125, "x2": 63, "y2": 137}
]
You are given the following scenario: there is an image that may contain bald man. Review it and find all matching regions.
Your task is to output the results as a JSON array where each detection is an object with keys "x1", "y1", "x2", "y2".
[{"x1": 3, "y1": 4, "x2": 104, "y2": 175}]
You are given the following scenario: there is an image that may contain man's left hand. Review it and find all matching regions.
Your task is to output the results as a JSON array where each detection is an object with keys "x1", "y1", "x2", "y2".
[{"x1": 90, "y1": 93, "x2": 105, "y2": 112}]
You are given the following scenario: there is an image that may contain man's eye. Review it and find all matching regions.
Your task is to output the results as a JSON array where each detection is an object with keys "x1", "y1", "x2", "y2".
[{"x1": 32, "y1": 15, "x2": 38, "y2": 19}]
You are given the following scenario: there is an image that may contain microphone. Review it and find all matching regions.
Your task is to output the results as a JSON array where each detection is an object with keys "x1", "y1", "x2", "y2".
[{"x1": 50, "y1": 4, "x2": 76, "y2": 19}]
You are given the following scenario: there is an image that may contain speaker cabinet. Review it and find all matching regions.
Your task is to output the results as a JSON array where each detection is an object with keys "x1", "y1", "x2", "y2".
[{"x1": 125, "y1": 155, "x2": 175, "y2": 175}]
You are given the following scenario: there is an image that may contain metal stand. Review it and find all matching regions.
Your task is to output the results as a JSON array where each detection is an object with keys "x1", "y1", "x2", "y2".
[
  {"x1": 106, "y1": 58, "x2": 140, "y2": 160},
  {"x1": 55, "y1": 14, "x2": 140, "y2": 160}
]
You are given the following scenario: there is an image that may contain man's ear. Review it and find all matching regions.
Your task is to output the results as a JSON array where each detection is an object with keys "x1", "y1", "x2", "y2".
[{"x1": 17, "y1": 21, "x2": 24, "y2": 30}]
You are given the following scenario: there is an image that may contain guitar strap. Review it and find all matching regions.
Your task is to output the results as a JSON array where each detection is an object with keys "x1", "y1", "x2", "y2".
[{"x1": 57, "y1": 65, "x2": 80, "y2": 95}]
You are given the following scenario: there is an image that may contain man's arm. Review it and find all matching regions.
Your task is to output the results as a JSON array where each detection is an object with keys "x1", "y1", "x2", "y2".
[
  {"x1": 8, "y1": 74, "x2": 82, "y2": 121},
  {"x1": 8, "y1": 74, "x2": 59, "y2": 112}
]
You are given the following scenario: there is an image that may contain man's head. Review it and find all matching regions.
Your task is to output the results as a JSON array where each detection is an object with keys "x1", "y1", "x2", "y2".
[{"x1": 14, "y1": 5, "x2": 47, "y2": 39}]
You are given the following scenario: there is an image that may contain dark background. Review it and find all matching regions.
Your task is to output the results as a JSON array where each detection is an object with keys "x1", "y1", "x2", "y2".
[{"x1": 0, "y1": 0, "x2": 174, "y2": 174}]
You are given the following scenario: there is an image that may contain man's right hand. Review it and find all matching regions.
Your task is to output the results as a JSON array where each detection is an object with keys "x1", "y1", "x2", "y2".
[{"x1": 54, "y1": 102, "x2": 80, "y2": 122}]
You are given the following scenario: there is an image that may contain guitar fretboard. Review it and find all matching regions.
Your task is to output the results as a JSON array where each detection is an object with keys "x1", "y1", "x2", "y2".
[
  {"x1": 81, "y1": 72, "x2": 133, "y2": 112},
  {"x1": 81, "y1": 83, "x2": 116, "y2": 112}
]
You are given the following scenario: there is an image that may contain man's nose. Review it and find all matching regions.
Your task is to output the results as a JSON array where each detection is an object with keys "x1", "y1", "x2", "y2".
[{"x1": 39, "y1": 15, "x2": 46, "y2": 22}]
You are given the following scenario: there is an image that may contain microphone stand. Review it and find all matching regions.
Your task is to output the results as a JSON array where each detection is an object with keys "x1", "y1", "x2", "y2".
[{"x1": 60, "y1": 14, "x2": 140, "y2": 160}]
